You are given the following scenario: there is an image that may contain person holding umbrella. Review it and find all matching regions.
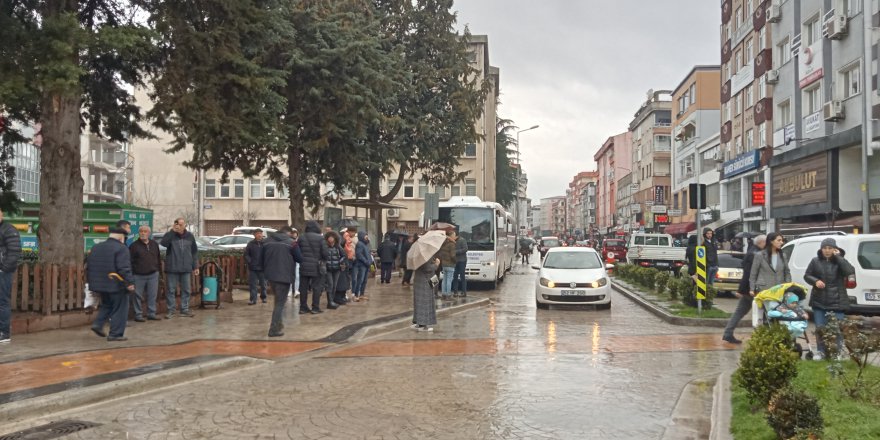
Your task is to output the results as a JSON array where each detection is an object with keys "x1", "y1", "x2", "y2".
[{"x1": 408, "y1": 230, "x2": 447, "y2": 332}]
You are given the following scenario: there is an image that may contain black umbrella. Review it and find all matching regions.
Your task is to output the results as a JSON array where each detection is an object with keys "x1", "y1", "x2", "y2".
[
  {"x1": 735, "y1": 231, "x2": 752, "y2": 239},
  {"x1": 390, "y1": 229, "x2": 409, "y2": 237},
  {"x1": 334, "y1": 218, "x2": 360, "y2": 228}
]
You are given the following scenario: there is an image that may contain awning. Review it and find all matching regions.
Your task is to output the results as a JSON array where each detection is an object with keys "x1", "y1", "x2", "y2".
[
  {"x1": 664, "y1": 221, "x2": 696, "y2": 235},
  {"x1": 778, "y1": 214, "x2": 880, "y2": 236}
]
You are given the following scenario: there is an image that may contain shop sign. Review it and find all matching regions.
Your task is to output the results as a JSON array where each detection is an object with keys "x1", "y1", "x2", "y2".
[
  {"x1": 799, "y1": 42, "x2": 824, "y2": 88},
  {"x1": 653, "y1": 214, "x2": 670, "y2": 225},
  {"x1": 630, "y1": 204, "x2": 641, "y2": 213},
  {"x1": 668, "y1": 209, "x2": 682, "y2": 216},
  {"x1": 751, "y1": 182, "x2": 766, "y2": 205},
  {"x1": 722, "y1": 150, "x2": 760, "y2": 179},
  {"x1": 772, "y1": 153, "x2": 828, "y2": 209},
  {"x1": 654, "y1": 186, "x2": 664, "y2": 204},
  {"x1": 651, "y1": 205, "x2": 667, "y2": 213},
  {"x1": 743, "y1": 206, "x2": 764, "y2": 219},
  {"x1": 805, "y1": 111, "x2": 822, "y2": 134}
]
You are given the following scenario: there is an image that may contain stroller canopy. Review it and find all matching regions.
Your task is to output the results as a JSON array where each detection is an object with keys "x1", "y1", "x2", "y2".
[{"x1": 754, "y1": 282, "x2": 808, "y2": 309}]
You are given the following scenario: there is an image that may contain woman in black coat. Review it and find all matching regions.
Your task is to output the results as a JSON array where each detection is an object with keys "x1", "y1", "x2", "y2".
[{"x1": 804, "y1": 237, "x2": 855, "y2": 360}]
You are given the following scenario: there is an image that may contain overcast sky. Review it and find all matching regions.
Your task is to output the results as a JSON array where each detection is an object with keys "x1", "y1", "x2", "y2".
[{"x1": 452, "y1": 1, "x2": 721, "y2": 202}]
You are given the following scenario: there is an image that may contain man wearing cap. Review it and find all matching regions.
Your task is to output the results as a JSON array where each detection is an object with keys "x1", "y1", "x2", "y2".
[
  {"x1": 804, "y1": 237, "x2": 855, "y2": 360},
  {"x1": 88, "y1": 226, "x2": 136, "y2": 341}
]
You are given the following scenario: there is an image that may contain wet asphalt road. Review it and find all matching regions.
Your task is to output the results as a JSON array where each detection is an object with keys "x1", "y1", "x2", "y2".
[{"x1": 4, "y1": 262, "x2": 740, "y2": 439}]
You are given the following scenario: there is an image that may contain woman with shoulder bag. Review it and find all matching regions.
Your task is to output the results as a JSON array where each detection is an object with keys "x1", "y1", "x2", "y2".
[{"x1": 749, "y1": 232, "x2": 792, "y2": 297}]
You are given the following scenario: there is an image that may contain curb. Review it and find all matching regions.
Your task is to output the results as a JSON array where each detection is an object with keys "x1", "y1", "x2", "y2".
[
  {"x1": 350, "y1": 297, "x2": 491, "y2": 342},
  {"x1": 710, "y1": 370, "x2": 734, "y2": 440},
  {"x1": 662, "y1": 374, "x2": 717, "y2": 440},
  {"x1": 612, "y1": 282, "x2": 750, "y2": 328},
  {"x1": 0, "y1": 356, "x2": 268, "y2": 426}
]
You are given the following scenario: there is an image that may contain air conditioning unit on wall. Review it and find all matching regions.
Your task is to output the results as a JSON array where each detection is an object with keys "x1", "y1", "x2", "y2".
[
  {"x1": 826, "y1": 14, "x2": 848, "y2": 40},
  {"x1": 765, "y1": 70, "x2": 780, "y2": 84},
  {"x1": 823, "y1": 100, "x2": 845, "y2": 121},
  {"x1": 387, "y1": 208, "x2": 400, "y2": 218},
  {"x1": 767, "y1": 4, "x2": 782, "y2": 23}
]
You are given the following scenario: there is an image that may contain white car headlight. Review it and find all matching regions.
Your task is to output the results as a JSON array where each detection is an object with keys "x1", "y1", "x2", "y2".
[
  {"x1": 594, "y1": 278, "x2": 608, "y2": 288},
  {"x1": 540, "y1": 277, "x2": 555, "y2": 288}
]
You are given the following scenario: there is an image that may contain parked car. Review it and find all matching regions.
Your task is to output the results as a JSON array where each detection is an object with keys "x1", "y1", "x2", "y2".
[
  {"x1": 625, "y1": 233, "x2": 686, "y2": 272},
  {"x1": 782, "y1": 232, "x2": 880, "y2": 316},
  {"x1": 195, "y1": 236, "x2": 223, "y2": 251},
  {"x1": 539, "y1": 236, "x2": 561, "y2": 259},
  {"x1": 232, "y1": 226, "x2": 277, "y2": 235},
  {"x1": 713, "y1": 251, "x2": 745, "y2": 296},
  {"x1": 212, "y1": 234, "x2": 254, "y2": 249},
  {"x1": 532, "y1": 247, "x2": 612, "y2": 310},
  {"x1": 600, "y1": 238, "x2": 627, "y2": 262}
]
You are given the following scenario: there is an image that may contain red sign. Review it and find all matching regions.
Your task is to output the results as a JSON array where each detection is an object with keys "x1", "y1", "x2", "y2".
[
  {"x1": 752, "y1": 182, "x2": 766, "y2": 205},
  {"x1": 654, "y1": 214, "x2": 670, "y2": 224}
]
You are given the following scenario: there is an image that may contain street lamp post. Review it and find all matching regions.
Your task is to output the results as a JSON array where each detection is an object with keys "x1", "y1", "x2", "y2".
[{"x1": 515, "y1": 125, "x2": 539, "y2": 241}]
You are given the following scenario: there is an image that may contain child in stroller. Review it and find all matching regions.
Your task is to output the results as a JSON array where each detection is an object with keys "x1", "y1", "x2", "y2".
[{"x1": 755, "y1": 283, "x2": 815, "y2": 359}]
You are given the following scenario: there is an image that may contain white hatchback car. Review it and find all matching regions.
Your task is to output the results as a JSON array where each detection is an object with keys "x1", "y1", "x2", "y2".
[
  {"x1": 782, "y1": 232, "x2": 880, "y2": 316},
  {"x1": 533, "y1": 247, "x2": 612, "y2": 310},
  {"x1": 211, "y1": 234, "x2": 254, "y2": 249}
]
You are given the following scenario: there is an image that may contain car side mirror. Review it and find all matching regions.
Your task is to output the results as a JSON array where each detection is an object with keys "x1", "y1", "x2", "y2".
[
  {"x1": 605, "y1": 263, "x2": 615, "y2": 270},
  {"x1": 531, "y1": 265, "x2": 540, "y2": 270}
]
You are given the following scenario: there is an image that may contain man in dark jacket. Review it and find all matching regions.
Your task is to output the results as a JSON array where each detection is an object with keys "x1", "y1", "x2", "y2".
[
  {"x1": 89, "y1": 228, "x2": 136, "y2": 341},
  {"x1": 0, "y1": 210, "x2": 22, "y2": 343},
  {"x1": 703, "y1": 228, "x2": 719, "y2": 285},
  {"x1": 244, "y1": 229, "x2": 267, "y2": 305},
  {"x1": 451, "y1": 230, "x2": 469, "y2": 297},
  {"x1": 160, "y1": 217, "x2": 199, "y2": 319},
  {"x1": 262, "y1": 226, "x2": 303, "y2": 337},
  {"x1": 129, "y1": 225, "x2": 161, "y2": 322},
  {"x1": 722, "y1": 234, "x2": 766, "y2": 344},
  {"x1": 377, "y1": 235, "x2": 398, "y2": 284},
  {"x1": 804, "y1": 237, "x2": 856, "y2": 359},
  {"x1": 297, "y1": 220, "x2": 329, "y2": 314},
  {"x1": 400, "y1": 235, "x2": 415, "y2": 286}
]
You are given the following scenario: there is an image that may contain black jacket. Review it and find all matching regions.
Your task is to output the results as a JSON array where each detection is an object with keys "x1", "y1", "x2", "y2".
[
  {"x1": 703, "y1": 232, "x2": 718, "y2": 267},
  {"x1": 685, "y1": 236, "x2": 698, "y2": 276},
  {"x1": 244, "y1": 239, "x2": 265, "y2": 271},
  {"x1": 737, "y1": 246, "x2": 760, "y2": 295},
  {"x1": 377, "y1": 239, "x2": 398, "y2": 263},
  {"x1": 455, "y1": 236, "x2": 468, "y2": 263},
  {"x1": 327, "y1": 245, "x2": 344, "y2": 272},
  {"x1": 805, "y1": 251, "x2": 856, "y2": 311},
  {"x1": 297, "y1": 221, "x2": 329, "y2": 277},
  {"x1": 262, "y1": 232, "x2": 303, "y2": 284},
  {"x1": 87, "y1": 237, "x2": 134, "y2": 293},
  {"x1": 129, "y1": 239, "x2": 161, "y2": 275},
  {"x1": 160, "y1": 230, "x2": 198, "y2": 273},
  {"x1": 0, "y1": 221, "x2": 22, "y2": 273},
  {"x1": 400, "y1": 241, "x2": 412, "y2": 268}
]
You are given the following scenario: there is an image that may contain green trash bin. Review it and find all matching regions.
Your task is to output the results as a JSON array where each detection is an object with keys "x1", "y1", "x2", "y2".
[{"x1": 200, "y1": 261, "x2": 223, "y2": 309}]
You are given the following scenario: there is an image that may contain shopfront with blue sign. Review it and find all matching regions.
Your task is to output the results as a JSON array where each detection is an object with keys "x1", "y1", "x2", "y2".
[{"x1": 721, "y1": 150, "x2": 760, "y2": 180}]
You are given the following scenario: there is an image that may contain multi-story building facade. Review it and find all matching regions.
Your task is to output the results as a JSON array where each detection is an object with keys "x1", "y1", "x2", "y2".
[
  {"x1": 765, "y1": 0, "x2": 880, "y2": 235},
  {"x1": 565, "y1": 171, "x2": 599, "y2": 237},
  {"x1": 382, "y1": 35, "x2": 499, "y2": 234},
  {"x1": 616, "y1": 172, "x2": 634, "y2": 235},
  {"x1": 583, "y1": 181, "x2": 597, "y2": 236},
  {"x1": 718, "y1": 0, "x2": 775, "y2": 237},
  {"x1": 9, "y1": 124, "x2": 41, "y2": 203},
  {"x1": 629, "y1": 90, "x2": 673, "y2": 233},
  {"x1": 594, "y1": 132, "x2": 632, "y2": 235},
  {"x1": 668, "y1": 66, "x2": 722, "y2": 237},
  {"x1": 81, "y1": 134, "x2": 132, "y2": 204},
  {"x1": 538, "y1": 196, "x2": 563, "y2": 235}
]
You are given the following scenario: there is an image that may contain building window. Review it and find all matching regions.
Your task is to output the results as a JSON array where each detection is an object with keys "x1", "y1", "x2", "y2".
[
  {"x1": 804, "y1": 84, "x2": 822, "y2": 115},
  {"x1": 735, "y1": 94, "x2": 742, "y2": 115},
  {"x1": 250, "y1": 179, "x2": 261, "y2": 198},
  {"x1": 735, "y1": 136, "x2": 743, "y2": 156},
  {"x1": 437, "y1": 186, "x2": 447, "y2": 199},
  {"x1": 745, "y1": 39, "x2": 753, "y2": 63},
  {"x1": 727, "y1": 180, "x2": 742, "y2": 211},
  {"x1": 234, "y1": 179, "x2": 244, "y2": 198},
  {"x1": 842, "y1": 0, "x2": 862, "y2": 16},
  {"x1": 451, "y1": 185, "x2": 461, "y2": 197},
  {"x1": 723, "y1": 102, "x2": 731, "y2": 121},
  {"x1": 776, "y1": 37, "x2": 792, "y2": 68},
  {"x1": 757, "y1": 75, "x2": 766, "y2": 100},
  {"x1": 387, "y1": 179, "x2": 398, "y2": 194},
  {"x1": 418, "y1": 178, "x2": 428, "y2": 198},
  {"x1": 736, "y1": 50, "x2": 743, "y2": 70},
  {"x1": 689, "y1": 83, "x2": 696, "y2": 105},
  {"x1": 220, "y1": 181, "x2": 230, "y2": 198},
  {"x1": 758, "y1": 123, "x2": 766, "y2": 148},
  {"x1": 745, "y1": 129, "x2": 754, "y2": 151},
  {"x1": 205, "y1": 179, "x2": 216, "y2": 198},
  {"x1": 758, "y1": 27, "x2": 766, "y2": 51},
  {"x1": 777, "y1": 99, "x2": 792, "y2": 129},
  {"x1": 735, "y1": 6, "x2": 743, "y2": 28},
  {"x1": 465, "y1": 179, "x2": 477, "y2": 196},
  {"x1": 464, "y1": 143, "x2": 477, "y2": 157},
  {"x1": 722, "y1": 64, "x2": 729, "y2": 82},
  {"x1": 841, "y1": 62, "x2": 861, "y2": 99},
  {"x1": 806, "y1": 15, "x2": 821, "y2": 46},
  {"x1": 745, "y1": 85, "x2": 753, "y2": 109},
  {"x1": 404, "y1": 179, "x2": 414, "y2": 198},
  {"x1": 265, "y1": 180, "x2": 276, "y2": 198},
  {"x1": 278, "y1": 184, "x2": 287, "y2": 199}
]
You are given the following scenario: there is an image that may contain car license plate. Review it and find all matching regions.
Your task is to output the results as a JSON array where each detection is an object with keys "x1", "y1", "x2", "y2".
[
  {"x1": 655, "y1": 262, "x2": 669, "y2": 268},
  {"x1": 561, "y1": 290, "x2": 587, "y2": 296},
  {"x1": 866, "y1": 292, "x2": 880, "y2": 301}
]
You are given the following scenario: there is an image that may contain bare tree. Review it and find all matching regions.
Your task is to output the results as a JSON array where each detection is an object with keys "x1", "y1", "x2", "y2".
[
  {"x1": 232, "y1": 208, "x2": 261, "y2": 225},
  {"x1": 132, "y1": 175, "x2": 162, "y2": 209}
]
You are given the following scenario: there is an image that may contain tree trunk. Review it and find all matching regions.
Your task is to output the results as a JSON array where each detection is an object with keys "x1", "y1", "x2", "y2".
[
  {"x1": 287, "y1": 145, "x2": 306, "y2": 229},
  {"x1": 38, "y1": 92, "x2": 84, "y2": 265}
]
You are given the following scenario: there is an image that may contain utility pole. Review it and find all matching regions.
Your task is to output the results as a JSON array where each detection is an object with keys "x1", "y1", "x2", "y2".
[{"x1": 515, "y1": 125, "x2": 539, "y2": 241}]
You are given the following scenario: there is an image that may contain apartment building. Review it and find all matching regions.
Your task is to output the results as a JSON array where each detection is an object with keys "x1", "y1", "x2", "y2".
[
  {"x1": 616, "y1": 171, "x2": 634, "y2": 234},
  {"x1": 628, "y1": 90, "x2": 673, "y2": 233},
  {"x1": 583, "y1": 181, "x2": 597, "y2": 235},
  {"x1": 565, "y1": 171, "x2": 599, "y2": 237},
  {"x1": 593, "y1": 132, "x2": 632, "y2": 235},
  {"x1": 538, "y1": 196, "x2": 564, "y2": 236},
  {"x1": 381, "y1": 35, "x2": 500, "y2": 234},
  {"x1": 718, "y1": 0, "x2": 775, "y2": 237},
  {"x1": 668, "y1": 66, "x2": 722, "y2": 237},
  {"x1": 764, "y1": 0, "x2": 880, "y2": 234}
]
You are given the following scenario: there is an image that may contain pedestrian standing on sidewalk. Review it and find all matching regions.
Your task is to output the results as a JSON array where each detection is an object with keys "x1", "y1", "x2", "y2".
[
  {"x1": 160, "y1": 217, "x2": 199, "y2": 319},
  {"x1": 804, "y1": 238, "x2": 855, "y2": 360},
  {"x1": 377, "y1": 234, "x2": 398, "y2": 284},
  {"x1": 343, "y1": 227, "x2": 357, "y2": 294},
  {"x1": 88, "y1": 226, "x2": 136, "y2": 341},
  {"x1": 703, "y1": 228, "x2": 719, "y2": 286},
  {"x1": 262, "y1": 226, "x2": 303, "y2": 337},
  {"x1": 412, "y1": 255, "x2": 440, "y2": 332},
  {"x1": 0, "y1": 210, "x2": 22, "y2": 344},
  {"x1": 722, "y1": 234, "x2": 766, "y2": 344},
  {"x1": 297, "y1": 220, "x2": 329, "y2": 314},
  {"x1": 353, "y1": 231, "x2": 372, "y2": 301},
  {"x1": 749, "y1": 232, "x2": 791, "y2": 297},
  {"x1": 244, "y1": 229, "x2": 267, "y2": 305},
  {"x1": 438, "y1": 231, "x2": 457, "y2": 300},
  {"x1": 129, "y1": 225, "x2": 161, "y2": 322},
  {"x1": 401, "y1": 234, "x2": 417, "y2": 286},
  {"x1": 451, "y1": 229, "x2": 468, "y2": 297},
  {"x1": 323, "y1": 231, "x2": 344, "y2": 309}
]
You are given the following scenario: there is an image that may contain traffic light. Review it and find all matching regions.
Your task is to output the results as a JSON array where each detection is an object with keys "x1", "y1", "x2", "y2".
[{"x1": 689, "y1": 183, "x2": 707, "y2": 209}]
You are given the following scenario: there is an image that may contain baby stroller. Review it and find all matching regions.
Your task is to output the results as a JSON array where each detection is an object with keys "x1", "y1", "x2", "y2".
[{"x1": 754, "y1": 283, "x2": 815, "y2": 360}]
